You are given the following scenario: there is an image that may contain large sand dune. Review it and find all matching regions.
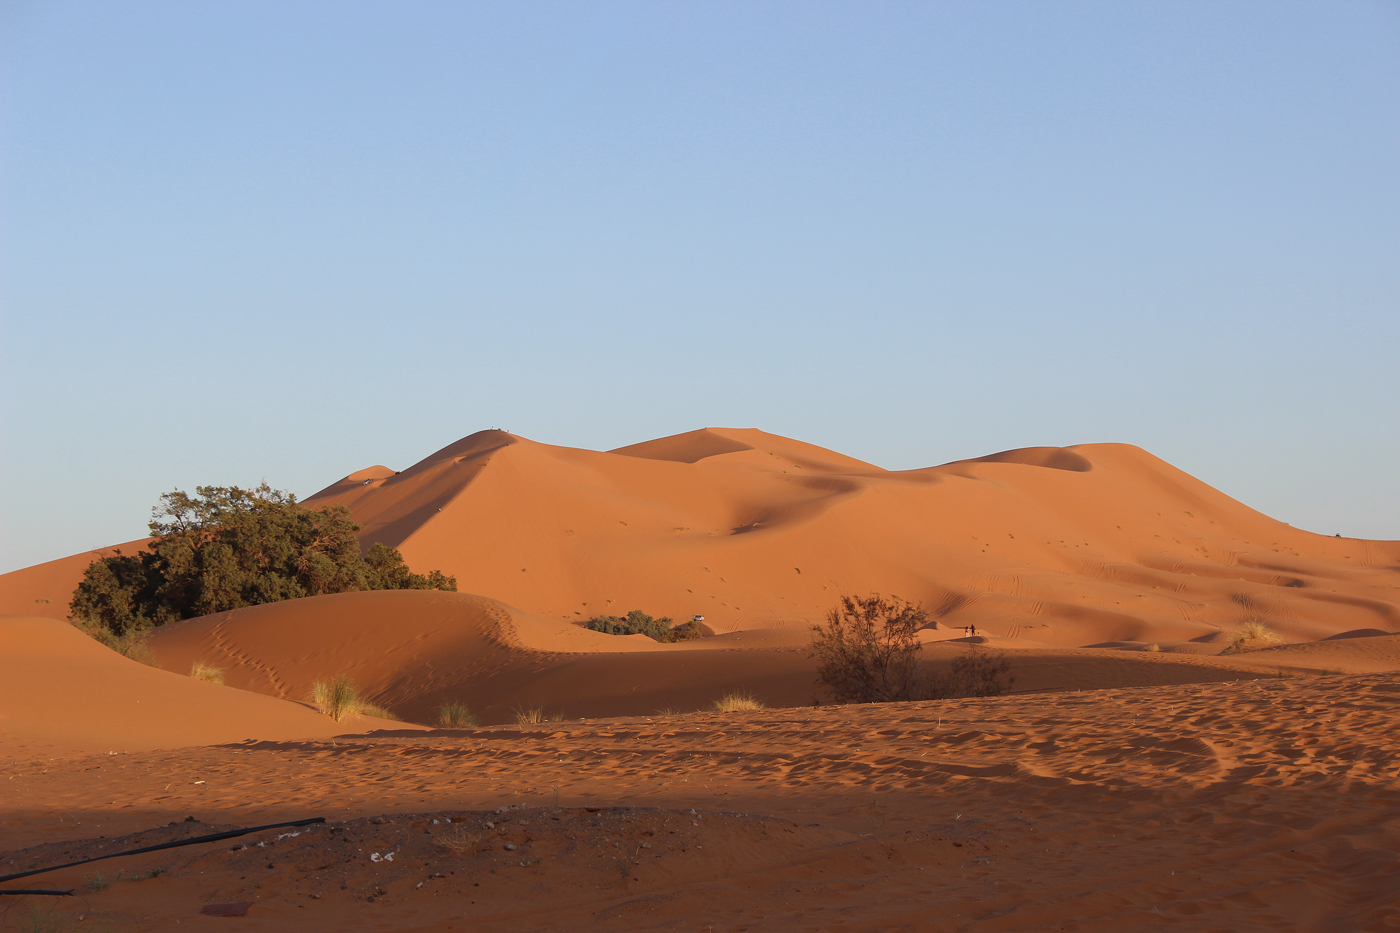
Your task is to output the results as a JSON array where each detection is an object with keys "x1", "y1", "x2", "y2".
[{"x1": 303, "y1": 427, "x2": 1399, "y2": 648}]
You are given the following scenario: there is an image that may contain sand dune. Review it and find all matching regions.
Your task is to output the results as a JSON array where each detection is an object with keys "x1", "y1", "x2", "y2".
[
  {"x1": 142, "y1": 588, "x2": 1379, "y2": 728},
  {"x1": 303, "y1": 428, "x2": 1400, "y2": 647},
  {"x1": 5, "y1": 428, "x2": 1396, "y2": 652},
  {"x1": 0, "y1": 616, "x2": 409, "y2": 756}
]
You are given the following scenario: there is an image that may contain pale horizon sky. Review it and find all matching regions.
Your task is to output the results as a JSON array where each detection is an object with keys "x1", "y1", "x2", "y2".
[{"x1": 2, "y1": 1, "x2": 1397, "y2": 574}]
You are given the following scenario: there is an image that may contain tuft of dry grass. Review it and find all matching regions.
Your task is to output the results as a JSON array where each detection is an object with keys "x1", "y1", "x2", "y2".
[
  {"x1": 434, "y1": 826, "x2": 481, "y2": 856},
  {"x1": 190, "y1": 661, "x2": 225, "y2": 684},
  {"x1": 513, "y1": 706, "x2": 564, "y2": 725},
  {"x1": 437, "y1": 700, "x2": 477, "y2": 728},
  {"x1": 310, "y1": 675, "x2": 398, "y2": 721},
  {"x1": 713, "y1": 691, "x2": 765, "y2": 712},
  {"x1": 1143, "y1": 643, "x2": 1161, "y2": 653},
  {"x1": 1223, "y1": 618, "x2": 1283, "y2": 654}
]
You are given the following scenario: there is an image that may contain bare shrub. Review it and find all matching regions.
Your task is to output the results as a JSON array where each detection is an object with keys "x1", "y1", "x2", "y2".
[
  {"x1": 810, "y1": 594, "x2": 930, "y2": 703},
  {"x1": 437, "y1": 700, "x2": 477, "y2": 728},
  {"x1": 712, "y1": 691, "x2": 765, "y2": 712},
  {"x1": 190, "y1": 661, "x2": 225, "y2": 684}
]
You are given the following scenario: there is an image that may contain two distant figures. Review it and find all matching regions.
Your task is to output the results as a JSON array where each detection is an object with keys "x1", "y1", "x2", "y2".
[{"x1": 962, "y1": 624, "x2": 979, "y2": 639}]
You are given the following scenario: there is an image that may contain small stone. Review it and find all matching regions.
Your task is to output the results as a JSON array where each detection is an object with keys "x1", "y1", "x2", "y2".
[{"x1": 503, "y1": 843, "x2": 517, "y2": 851}]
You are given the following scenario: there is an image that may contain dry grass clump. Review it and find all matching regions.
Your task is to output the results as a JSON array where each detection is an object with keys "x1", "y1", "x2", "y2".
[
  {"x1": 310, "y1": 675, "x2": 398, "y2": 721},
  {"x1": 713, "y1": 691, "x2": 765, "y2": 712},
  {"x1": 434, "y1": 825, "x2": 481, "y2": 855},
  {"x1": 513, "y1": 706, "x2": 564, "y2": 725},
  {"x1": 437, "y1": 700, "x2": 477, "y2": 728},
  {"x1": 1222, "y1": 619, "x2": 1283, "y2": 654},
  {"x1": 189, "y1": 661, "x2": 225, "y2": 684},
  {"x1": 1143, "y1": 643, "x2": 1161, "y2": 653}
]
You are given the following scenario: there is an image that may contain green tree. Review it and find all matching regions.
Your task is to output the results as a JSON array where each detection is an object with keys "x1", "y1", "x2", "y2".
[{"x1": 70, "y1": 484, "x2": 456, "y2": 639}]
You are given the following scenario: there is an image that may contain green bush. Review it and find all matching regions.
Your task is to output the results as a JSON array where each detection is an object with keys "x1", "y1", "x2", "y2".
[
  {"x1": 585, "y1": 609, "x2": 704, "y2": 643},
  {"x1": 69, "y1": 484, "x2": 456, "y2": 642}
]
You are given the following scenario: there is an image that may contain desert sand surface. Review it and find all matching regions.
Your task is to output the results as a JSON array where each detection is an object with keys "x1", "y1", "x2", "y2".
[
  {"x1": 0, "y1": 616, "x2": 410, "y2": 758},
  {"x1": 2, "y1": 428, "x2": 1398, "y2": 929},
  {"x1": 4, "y1": 672, "x2": 1400, "y2": 930}
]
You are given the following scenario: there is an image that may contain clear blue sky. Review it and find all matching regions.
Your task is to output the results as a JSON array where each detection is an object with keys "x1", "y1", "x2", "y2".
[{"x1": 2, "y1": 1, "x2": 1397, "y2": 573}]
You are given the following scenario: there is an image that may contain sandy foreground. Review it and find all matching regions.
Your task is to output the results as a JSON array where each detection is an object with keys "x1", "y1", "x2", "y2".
[
  {"x1": 2, "y1": 428, "x2": 1398, "y2": 930},
  {"x1": 4, "y1": 670, "x2": 1400, "y2": 931}
]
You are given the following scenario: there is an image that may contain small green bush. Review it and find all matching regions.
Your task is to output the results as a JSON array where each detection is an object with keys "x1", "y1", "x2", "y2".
[{"x1": 585, "y1": 609, "x2": 704, "y2": 643}]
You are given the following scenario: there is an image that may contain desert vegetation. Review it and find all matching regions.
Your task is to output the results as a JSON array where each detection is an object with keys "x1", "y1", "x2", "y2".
[
  {"x1": 68, "y1": 484, "x2": 456, "y2": 648},
  {"x1": 585, "y1": 609, "x2": 705, "y2": 643},
  {"x1": 310, "y1": 675, "x2": 396, "y2": 721},
  {"x1": 810, "y1": 594, "x2": 1013, "y2": 703},
  {"x1": 1222, "y1": 618, "x2": 1284, "y2": 654},
  {"x1": 513, "y1": 706, "x2": 564, "y2": 724},
  {"x1": 437, "y1": 700, "x2": 477, "y2": 728},
  {"x1": 189, "y1": 661, "x2": 225, "y2": 684},
  {"x1": 713, "y1": 691, "x2": 765, "y2": 712}
]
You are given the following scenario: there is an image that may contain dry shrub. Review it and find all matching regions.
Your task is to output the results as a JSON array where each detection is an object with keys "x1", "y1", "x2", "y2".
[
  {"x1": 513, "y1": 706, "x2": 563, "y2": 725},
  {"x1": 810, "y1": 594, "x2": 1014, "y2": 703},
  {"x1": 310, "y1": 675, "x2": 397, "y2": 721},
  {"x1": 437, "y1": 700, "x2": 477, "y2": 728},
  {"x1": 810, "y1": 594, "x2": 929, "y2": 703},
  {"x1": 1222, "y1": 618, "x2": 1283, "y2": 654},
  {"x1": 713, "y1": 691, "x2": 765, "y2": 712},
  {"x1": 434, "y1": 825, "x2": 482, "y2": 855},
  {"x1": 1143, "y1": 643, "x2": 1161, "y2": 653},
  {"x1": 190, "y1": 661, "x2": 225, "y2": 684}
]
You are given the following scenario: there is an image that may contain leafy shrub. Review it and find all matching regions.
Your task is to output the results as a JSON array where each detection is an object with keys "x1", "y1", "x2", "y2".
[
  {"x1": 811, "y1": 594, "x2": 1014, "y2": 703},
  {"x1": 310, "y1": 675, "x2": 396, "y2": 721},
  {"x1": 69, "y1": 484, "x2": 456, "y2": 642},
  {"x1": 585, "y1": 609, "x2": 704, "y2": 643},
  {"x1": 713, "y1": 691, "x2": 765, "y2": 712},
  {"x1": 437, "y1": 700, "x2": 477, "y2": 728}
]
